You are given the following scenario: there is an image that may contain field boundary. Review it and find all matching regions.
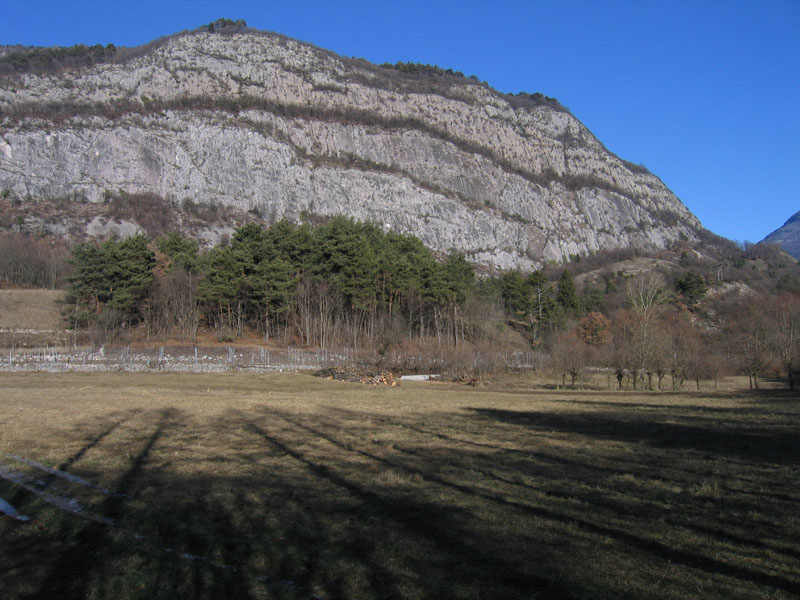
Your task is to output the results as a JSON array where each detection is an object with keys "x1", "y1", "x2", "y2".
[{"x1": 0, "y1": 344, "x2": 538, "y2": 374}]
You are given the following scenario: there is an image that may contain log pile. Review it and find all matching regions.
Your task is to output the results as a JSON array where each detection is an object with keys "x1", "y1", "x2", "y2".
[
  {"x1": 314, "y1": 367, "x2": 400, "y2": 386},
  {"x1": 454, "y1": 371, "x2": 479, "y2": 386},
  {"x1": 362, "y1": 371, "x2": 399, "y2": 387},
  {"x1": 314, "y1": 367, "x2": 362, "y2": 382}
]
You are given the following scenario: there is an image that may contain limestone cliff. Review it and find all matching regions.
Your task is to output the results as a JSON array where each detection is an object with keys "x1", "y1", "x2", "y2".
[{"x1": 0, "y1": 25, "x2": 703, "y2": 269}]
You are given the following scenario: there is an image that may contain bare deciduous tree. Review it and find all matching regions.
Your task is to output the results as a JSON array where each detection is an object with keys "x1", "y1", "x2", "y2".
[
  {"x1": 727, "y1": 297, "x2": 771, "y2": 389},
  {"x1": 765, "y1": 293, "x2": 800, "y2": 390},
  {"x1": 624, "y1": 274, "x2": 668, "y2": 390},
  {"x1": 552, "y1": 328, "x2": 595, "y2": 389}
]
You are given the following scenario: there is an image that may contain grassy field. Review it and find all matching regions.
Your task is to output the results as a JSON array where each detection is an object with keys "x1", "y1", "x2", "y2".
[
  {"x1": 0, "y1": 289, "x2": 64, "y2": 330},
  {"x1": 0, "y1": 372, "x2": 798, "y2": 600}
]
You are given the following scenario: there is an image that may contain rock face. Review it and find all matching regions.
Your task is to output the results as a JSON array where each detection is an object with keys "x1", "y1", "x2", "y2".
[
  {"x1": 761, "y1": 211, "x2": 800, "y2": 259},
  {"x1": 0, "y1": 27, "x2": 703, "y2": 270}
]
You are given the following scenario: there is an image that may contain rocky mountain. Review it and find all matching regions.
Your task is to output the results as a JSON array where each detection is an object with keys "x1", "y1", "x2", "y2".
[
  {"x1": 0, "y1": 21, "x2": 703, "y2": 270},
  {"x1": 761, "y1": 211, "x2": 800, "y2": 259}
]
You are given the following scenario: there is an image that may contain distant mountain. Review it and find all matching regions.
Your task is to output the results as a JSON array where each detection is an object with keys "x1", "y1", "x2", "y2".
[
  {"x1": 761, "y1": 211, "x2": 800, "y2": 259},
  {"x1": 0, "y1": 21, "x2": 704, "y2": 270}
]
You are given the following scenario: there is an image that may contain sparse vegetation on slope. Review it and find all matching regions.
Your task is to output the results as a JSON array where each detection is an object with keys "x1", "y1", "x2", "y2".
[
  {"x1": 0, "y1": 23, "x2": 701, "y2": 269},
  {"x1": 37, "y1": 213, "x2": 799, "y2": 388}
]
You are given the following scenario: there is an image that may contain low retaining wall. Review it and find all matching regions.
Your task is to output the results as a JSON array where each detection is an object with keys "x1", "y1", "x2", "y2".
[{"x1": 0, "y1": 345, "x2": 540, "y2": 374}]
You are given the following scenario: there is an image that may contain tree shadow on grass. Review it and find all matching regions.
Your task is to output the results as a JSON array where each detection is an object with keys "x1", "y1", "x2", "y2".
[
  {"x1": 4, "y1": 402, "x2": 799, "y2": 600},
  {"x1": 256, "y1": 406, "x2": 800, "y2": 598},
  {"x1": 689, "y1": 389, "x2": 800, "y2": 402},
  {"x1": 13, "y1": 408, "x2": 259, "y2": 600},
  {"x1": 244, "y1": 417, "x2": 564, "y2": 599},
  {"x1": 7, "y1": 409, "x2": 569, "y2": 599},
  {"x1": 54, "y1": 408, "x2": 143, "y2": 473},
  {"x1": 553, "y1": 397, "x2": 799, "y2": 417},
  {"x1": 304, "y1": 404, "x2": 800, "y2": 597},
  {"x1": 468, "y1": 407, "x2": 800, "y2": 465},
  {"x1": 322, "y1": 404, "x2": 800, "y2": 503},
  {"x1": 2, "y1": 409, "x2": 141, "y2": 510}
]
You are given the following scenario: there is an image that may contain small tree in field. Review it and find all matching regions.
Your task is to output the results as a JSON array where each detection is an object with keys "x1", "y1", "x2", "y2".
[
  {"x1": 552, "y1": 329, "x2": 594, "y2": 389},
  {"x1": 624, "y1": 274, "x2": 668, "y2": 389},
  {"x1": 727, "y1": 296, "x2": 770, "y2": 389},
  {"x1": 606, "y1": 309, "x2": 635, "y2": 389},
  {"x1": 660, "y1": 310, "x2": 693, "y2": 390}
]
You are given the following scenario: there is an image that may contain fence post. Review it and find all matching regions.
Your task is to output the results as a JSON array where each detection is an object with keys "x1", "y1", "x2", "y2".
[{"x1": 260, "y1": 347, "x2": 269, "y2": 368}]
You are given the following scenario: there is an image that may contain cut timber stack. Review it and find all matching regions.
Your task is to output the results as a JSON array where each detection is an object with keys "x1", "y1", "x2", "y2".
[{"x1": 314, "y1": 367, "x2": 400, "y2": 386}]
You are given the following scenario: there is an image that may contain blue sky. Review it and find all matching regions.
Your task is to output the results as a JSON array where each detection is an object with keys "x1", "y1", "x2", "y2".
[{"x1": 2, "y1": 0, "x2": 798, "y2": 244}]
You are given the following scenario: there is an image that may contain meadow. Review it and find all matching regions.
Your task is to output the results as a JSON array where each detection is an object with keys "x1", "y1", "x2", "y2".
[{"x1": 1, "y1": 372, "x2": 798, "y2": 599}]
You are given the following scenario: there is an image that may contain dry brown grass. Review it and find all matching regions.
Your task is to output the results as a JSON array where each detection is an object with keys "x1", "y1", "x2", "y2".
[
  {"x1": 1, "y1": 372, "x2": 798, "y2": 599},
  {"x1": 0, "y1": 289, "x2": 64, "y2": 330}
]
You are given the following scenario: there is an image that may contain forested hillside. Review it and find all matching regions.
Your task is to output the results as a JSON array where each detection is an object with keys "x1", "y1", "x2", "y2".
[
  {"x1": 3, "y1": 218, "x2": 798, "y2": 389},
  {"x1": 61, "y1": 218, "x2": 475, "y2": 351}
]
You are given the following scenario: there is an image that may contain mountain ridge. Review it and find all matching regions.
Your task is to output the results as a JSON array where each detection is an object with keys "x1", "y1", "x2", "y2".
[
  {"x1": 0, "y1": 23, "x2": 703, "y2": 270},
  {"x1": 761, "y1": 210, "x2": 800, "y2": 259}
]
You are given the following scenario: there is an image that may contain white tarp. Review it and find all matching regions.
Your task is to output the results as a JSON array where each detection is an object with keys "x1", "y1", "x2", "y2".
[{"x1": 400, "y1": 374, "x2": 433, "y2": 381}]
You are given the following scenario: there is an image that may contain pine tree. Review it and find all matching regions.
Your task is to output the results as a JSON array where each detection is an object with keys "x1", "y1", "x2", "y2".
[
  {"x1": 253, "y1": 257, "x2": 297, "y2": 338},
  {"x1": 108, "y1": 235, "x2": 155, "y2": 320},
  {"x1": 557, "y1": 269, "x2": 580, "y2": 315},
  {"x1": 675, "y1": 270, "x2": 707, "y2": 308},
  {"x1": 157, "y1": 232, "x2": 200, "y2": 272},
  {"x1": 527, "y1": 270, "x2": 554, "y2": 325},
  {"x1": 65, "y1": 235, "x2": 154, "y2": 329},
  {"x1": 198, "y1": 246, "x2": 244, "y2": 332},
  {"x1": 500, "y1": 271, "x2": 532, "y2": 321}
]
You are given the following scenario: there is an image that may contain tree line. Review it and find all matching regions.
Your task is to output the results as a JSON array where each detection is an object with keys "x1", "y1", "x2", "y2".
[
  {"x1": 64, "y1": 217, "x2": 474, "y2": 351},
  {"x1": 483, "y1": 257, "x2": 800, "y2": 390},
  {"x1": 56, "y1": 219, "x2": 800, "y2": 388},
  {"x1": 0, "y1": 233, "x2": 71, "y2": 289},
  {"x1": 546, "y1": 273, "x2": 800, "y2": 391}
]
